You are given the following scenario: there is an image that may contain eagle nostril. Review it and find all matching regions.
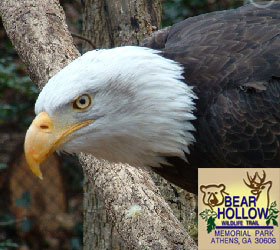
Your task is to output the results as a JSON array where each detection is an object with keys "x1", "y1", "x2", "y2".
[{"x1": 40, "y1": 125, "x2": 49, "y2": 130}]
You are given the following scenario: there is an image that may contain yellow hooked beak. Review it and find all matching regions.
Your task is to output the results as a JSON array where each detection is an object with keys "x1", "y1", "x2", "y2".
[{"x1": 24, "y1": 112, "x2": 93, "y2": 179}]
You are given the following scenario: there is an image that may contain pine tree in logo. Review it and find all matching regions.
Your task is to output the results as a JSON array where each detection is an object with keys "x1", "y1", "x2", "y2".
[
  {"x1": 199, "y1": 209, "x2": 218, "y2": 233},
  {"x1": 266, "y1": 201, "x2": 279, "y2": 227}
]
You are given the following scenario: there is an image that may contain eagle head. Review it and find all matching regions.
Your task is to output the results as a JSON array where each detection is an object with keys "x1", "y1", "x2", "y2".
[{"x1": 24, "y1": 46, "x2": 197, "y2": 179}]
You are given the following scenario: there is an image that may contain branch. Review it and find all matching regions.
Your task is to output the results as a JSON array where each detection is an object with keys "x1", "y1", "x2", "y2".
[
  {"x1": 81, "y1": 155, "x2": 197, "y2": 249},
  {"x1": 0, "y1": 0, "x2": 79, "y2": 88},
  {"x1": 0, "y1": 0, "x2": 197, "y2": 249},
  {"x1": 71, "y1": 33, "x2": 96, "y2": 49}
]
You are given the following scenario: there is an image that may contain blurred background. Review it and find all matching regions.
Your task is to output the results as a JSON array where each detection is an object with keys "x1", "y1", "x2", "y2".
[{"x1": 0, "y1": 0, "x2": 242, "y2": 249}]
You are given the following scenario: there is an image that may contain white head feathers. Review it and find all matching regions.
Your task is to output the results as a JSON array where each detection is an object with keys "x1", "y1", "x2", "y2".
[{"x1": 35, "y1": 46, "x2": 197, "y2": 168}]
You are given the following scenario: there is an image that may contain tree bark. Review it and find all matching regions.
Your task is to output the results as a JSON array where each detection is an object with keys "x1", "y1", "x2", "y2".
[
  {"x1": 0, "y1": 0, "x2": 197, "y2": 249},
  {"x1": 82, "y1": 0, "x2": 161, "y2": 50},
  {"x1": 0, "y1": 0, "x2": 79, "y2": 90},
  {"x1": 81, "y1": 155, "x2": 197, "y2": 250},
  {"x1": 83, "y1": 176, "x2": 126, "y2": 250},
  {"x1": 82, "y1": 1, "x2": 197, "y2": 249}
]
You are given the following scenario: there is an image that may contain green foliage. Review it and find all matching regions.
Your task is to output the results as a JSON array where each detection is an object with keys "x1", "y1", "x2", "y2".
[
  {"x1": 69, "y1": 237, "x2": 82, "y2": 250},
  {"x1": 0, "y1": 240, "x2": 19, "y2": 250},
  {"x1": 206, "y1": 216, "x2": 216, "y2": 233},
  {"x1": 62, "y1": 155, "x2": 84, "y2": 193},
  {"x1": 0, "y1": 59, "x2": 37, "y2": 96},
  {"x1": 0, "y1": 163, "x2": 7, "y2": 171},
  {"x1": 0, "y1": 215, "x2": 19, "y2": 250},
  {"x1": 266, "y1": 201, "x2": 279, "y2": 227},
  {"x1": 14, "y1": 192, "x2": 34, "y2": 232},
  {"x1": 200, "y1": 209, "x2": 217, "y2": 233},
  {"x1": 0, "y1": 214, "x2": 16, "y2": 228},
  {"x1": 20, "y1": 218, "x2": 33, "y2": 232},
  {"x1": 0, "y1": 58, "x2": 38, "y2": 130},
  {"x1": 199, "y1": 209, "x2": 217, "y2": 221},
  {"x1": 15, "y1": 192, "x2": 31, "y2": 207}
]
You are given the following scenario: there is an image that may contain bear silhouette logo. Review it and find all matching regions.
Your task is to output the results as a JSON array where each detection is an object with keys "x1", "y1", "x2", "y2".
[{"x1": 200, "y1": 184, "x2": 229, "y2": 210}]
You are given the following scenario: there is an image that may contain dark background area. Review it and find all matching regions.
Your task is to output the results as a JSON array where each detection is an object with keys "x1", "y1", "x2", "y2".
[{"x1": 0, "y1": 0, "x2": 242, "y2": 249}]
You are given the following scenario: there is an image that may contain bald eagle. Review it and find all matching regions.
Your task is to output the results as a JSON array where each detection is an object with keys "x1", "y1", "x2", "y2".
[{"x1": 25, "y1": 3, "x2": 280, "y2": 194}]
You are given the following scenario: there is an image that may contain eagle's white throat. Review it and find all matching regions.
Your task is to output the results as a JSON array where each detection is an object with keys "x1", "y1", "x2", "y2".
[{"x1": 35, "y1": 46, "x2": 197, "y2": 168}]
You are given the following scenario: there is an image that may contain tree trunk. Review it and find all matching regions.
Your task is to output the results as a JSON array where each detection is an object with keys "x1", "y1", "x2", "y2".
[
  {"x1": 0, "y1": 0, "x2": 197, "y2": 249},
  {"x1": 0, "y1": 0, "x2": 79, "y2": 90},
  {"x1": 82, "y1": 1, "x2": 197, "y2": 249},
  {"x1": 82, "y1": 0, "x2": 161, "y2": 50}
]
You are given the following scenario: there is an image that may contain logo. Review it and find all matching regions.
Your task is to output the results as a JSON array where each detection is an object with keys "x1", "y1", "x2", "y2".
[
  {"x1": 243, "y1": 171, "x2": 272, "y2": 207},
  {"x1": 249, "y1": 0, "x2": 275, "y2": 9},
  {"x1": 198, "y1": 168, "x2": 280, "y2": 250},
  {"x1": 200, "y1": 184, "x2": 229, "y2": 210}
]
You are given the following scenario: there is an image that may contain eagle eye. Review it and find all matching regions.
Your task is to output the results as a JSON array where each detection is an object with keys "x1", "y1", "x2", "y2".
[{"x1": 73, "y1": 94, "x2": 92, "y2": 110}]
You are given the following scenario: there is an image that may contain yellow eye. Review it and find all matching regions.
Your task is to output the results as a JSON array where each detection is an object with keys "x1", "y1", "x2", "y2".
[{"x1": 73, "y1": 94, "x2": 92, "y2": 110}]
